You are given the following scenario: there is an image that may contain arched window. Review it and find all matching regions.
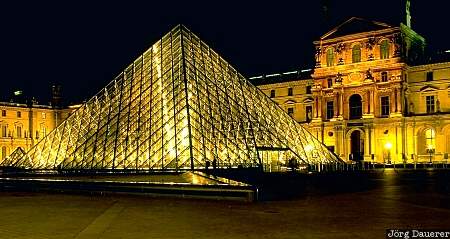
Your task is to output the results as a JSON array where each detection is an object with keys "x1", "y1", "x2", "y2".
[
  {"x1": 349, "y1": 94, "x2": 363, "y2": 119},
  {"x1": 326, "y1": 48, "x2": 334, "y2": 67},
  {"x1": 352, "y1": 45, "x2": 361, "y2": 63},
  {"x1": 425, "y1": 128, "x2": 435, "y2": 150},
  {"x1": 380, "y1": 40, "x2": 390, "y2": 59}
]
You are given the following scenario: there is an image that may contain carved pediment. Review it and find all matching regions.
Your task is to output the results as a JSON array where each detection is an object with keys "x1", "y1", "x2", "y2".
[
  {"x1": 303, "y1": 97, "x2": 314, "y2": 104},
  {"x1": 419, "y1": 85, "x2": 438, "y2": 92},
  {"x1": 284, "y1": 99, "x2": 297, "y2": 104},
  {"x1": 320, "y1": 17, "x2": 393, "y2": 40}
]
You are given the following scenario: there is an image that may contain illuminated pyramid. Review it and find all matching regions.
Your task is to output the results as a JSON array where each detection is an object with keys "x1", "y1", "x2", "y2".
[{"x1": 1, "y1": 25, "x2": 341, "y2": 171}]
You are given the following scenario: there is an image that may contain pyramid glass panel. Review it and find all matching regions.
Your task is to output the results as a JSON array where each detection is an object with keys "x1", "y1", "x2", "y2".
[{"x1": 1, "y1": 25, "x2": 342, "y2": 171}]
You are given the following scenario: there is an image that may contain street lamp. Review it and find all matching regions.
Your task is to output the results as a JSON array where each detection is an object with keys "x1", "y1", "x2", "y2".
[
  {"x1": 426, "y1": 144, "x2": 435, "y2": 164},
  {"x1": 384, "y1": 142, "x2": 392, "y2": 165}
]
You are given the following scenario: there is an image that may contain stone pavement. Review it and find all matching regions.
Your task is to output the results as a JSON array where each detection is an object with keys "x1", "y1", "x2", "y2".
[{"x1": 0, "y1": 170, "x2": 449, "y2": 239}]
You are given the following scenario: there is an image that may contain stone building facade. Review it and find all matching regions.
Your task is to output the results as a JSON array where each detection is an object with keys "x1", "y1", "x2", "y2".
[
  {"x1": 256, "y1": 17, "x2": 450, "y2": 164},
  {"x1": 0, "y1": 100, "x2": 79, "y2": 161}
]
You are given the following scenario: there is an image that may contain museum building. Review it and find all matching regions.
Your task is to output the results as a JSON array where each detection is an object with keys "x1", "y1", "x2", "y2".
[
  {"x1": 0, "y1": 86, "x2": 78, "y2": 160},
  {"x1": 255, "y1": 17, "x2": 450, "y2": 164}
]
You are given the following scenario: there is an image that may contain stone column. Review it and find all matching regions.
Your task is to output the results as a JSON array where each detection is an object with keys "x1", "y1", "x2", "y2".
[
  {"x1": 365, "y1": 90, "x2": 370, "y2": 114},
  {"x1": 314, "y1": 93, "x2": 323, "y2": 120},
  {"x1": 315, "y1": 96, "x2": 320, "y2": 118},
  {"x1": 370, "y1": 90, "x2": 375, "y2": 115},
  {"x1": 335, "y1": 124, "x2": 344, "y2": 158},
  {"x1": 334, "y1": 93, "x2": 340, "y2": 117},
  {"x1": 390, "y1": 90, "x2": 396, "y2": 114},
  {"x1": 364, "y1": 126, "x2": 370, "y2": 161},
  {"x1": 318, "y1": 96, "x2": 323, "y2": 119}
]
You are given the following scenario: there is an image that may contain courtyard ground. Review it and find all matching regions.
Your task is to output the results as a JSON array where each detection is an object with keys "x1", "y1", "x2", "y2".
[{"x1": 0, "y1": 169, "x2": 449, "y2": 239}]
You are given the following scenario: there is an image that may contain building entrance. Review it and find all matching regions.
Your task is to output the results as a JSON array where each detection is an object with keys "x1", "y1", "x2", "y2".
[{"x1": 350, "y1": 130, "x2": 364, "y2": 161}]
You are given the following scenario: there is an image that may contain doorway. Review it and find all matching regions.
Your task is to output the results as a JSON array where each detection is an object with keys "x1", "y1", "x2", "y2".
[{"x1": 350, "y1": 130, "x2": 364, "y2": 161}]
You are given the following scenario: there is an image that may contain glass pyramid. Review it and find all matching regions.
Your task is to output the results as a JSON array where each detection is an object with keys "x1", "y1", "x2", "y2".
[{"x1": 1, "y1": 25, "x2": 341, "y2": 171}]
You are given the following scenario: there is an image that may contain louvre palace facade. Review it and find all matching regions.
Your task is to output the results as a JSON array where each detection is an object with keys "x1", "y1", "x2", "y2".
[
  {"x1": 255, "y1": 17, "x2": 450, "y2": 164},
  {"x1": 0, "y1": 87, "x2": 78, "y2": 161}
]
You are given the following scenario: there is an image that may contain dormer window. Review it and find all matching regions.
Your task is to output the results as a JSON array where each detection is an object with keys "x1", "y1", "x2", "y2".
[
  {"x1": 426, "y1": 71, "x2": 433, "y2": 81},
  {"x1": 352, "y1": 44, "x2": 361, "y2": 63}
]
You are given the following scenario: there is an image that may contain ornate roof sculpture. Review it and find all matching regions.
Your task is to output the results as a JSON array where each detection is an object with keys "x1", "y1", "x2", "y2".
[{"x1": 1, "y1": 25, "x2": 341, "y2": 171}]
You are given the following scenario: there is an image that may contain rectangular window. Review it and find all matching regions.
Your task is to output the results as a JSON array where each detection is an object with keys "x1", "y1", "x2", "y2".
[
  {"x1": 17, "y1": 111, "x2": 21, "y2": 118},
  {"x1": 326, "y1": 48, "x2": 334, "y2": 67},
  {"x1": 380, "y1": 40, "x2": 390, "y2": 59},
  {"x1": 42, "y1": 112, "x2": 46, "y2": 119},
  {"x1": 381, "y1": 72, "x2": 388, "y2": 82},
  {"x1": 326, "y1": 101, "x2": 334, "y2": 119},
  {"x1": 352, "y1": 45, "x2": 361, "y2": 63},
  {"x1": 288, "y1": 87, "x2": 293, "y2": 96},
  {"x1": 1, "y1": 146, "x2": 5, "y2": 160},
  {"x1": 381, "y1": 96, "x2": 390, "y2": 116},
  {"x1": 306, "y1": 86, "x2": 312, "y2": 94},
  {"x1": 426, "y1": 95, "x2": 435, "y2": 113},
  {"x1": 270, "y1": 90, "x2": 275, "y2": 98},
  {"x1": 16, "y1": 126, "x2": 22, "y2": 138},
  {"x1": 1, "y1": 110, "x2": 6, "y2": 117},
  {"x1": 1, "y1": 125, "x2": 7, "y2": 137},
  {"x1": 327, "y1": 78, "x2": 333, "y2": 88},
  {"x1": 287, "y1": 107, "x2": 294, "y2": 117},
  {"x1": 306, "y1": 106, "x2": 312, "y2": 122},
  {"x1": 426, "y1": 71, "x2": 433, "y2": 81}
]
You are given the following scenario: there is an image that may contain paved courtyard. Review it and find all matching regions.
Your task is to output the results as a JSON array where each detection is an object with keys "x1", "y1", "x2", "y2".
[{"x1": 0, "y1": 169, "x2": 449, "y2": 239}]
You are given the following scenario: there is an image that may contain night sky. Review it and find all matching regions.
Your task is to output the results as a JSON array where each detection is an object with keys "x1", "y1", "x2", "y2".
[{"x1": 0, "y1": 1, "x2": 447, "y2": 105}]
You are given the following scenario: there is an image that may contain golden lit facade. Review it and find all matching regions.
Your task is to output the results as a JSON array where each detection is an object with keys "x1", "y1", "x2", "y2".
[
  {"x1": 0, "y1": 102, "x2": 75, "y2": 161},
  {"x1": 258, "y1": 17, "x2": 450, "y2": 164},
  {"x1": 1, "y1": 25, "x2": 341, "y2": 171}
]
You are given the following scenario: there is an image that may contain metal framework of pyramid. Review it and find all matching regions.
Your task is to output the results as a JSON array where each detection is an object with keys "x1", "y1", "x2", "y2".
[{"x1": 1, "y1": 25, "x2": 341, "y2": 171}]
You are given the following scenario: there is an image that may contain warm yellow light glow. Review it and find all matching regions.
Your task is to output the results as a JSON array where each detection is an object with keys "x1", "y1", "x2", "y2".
[
  {"x1": 1, "y1": 25, "x2": 342, "y2": 171},
  {"x1": 427, "y1": 144, "x2": 435, "y2": 150},
  {"x1": 384, "y1": 142, "x2": 392, "y2": 150},
  {"x1": 304, "y1": 144, "x2": 314, "y2": 152}
]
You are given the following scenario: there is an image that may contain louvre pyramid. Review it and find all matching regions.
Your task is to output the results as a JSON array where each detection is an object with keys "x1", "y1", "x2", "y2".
[{"x1": 1, "y1": 25, "x2": 341, "y2": 171}]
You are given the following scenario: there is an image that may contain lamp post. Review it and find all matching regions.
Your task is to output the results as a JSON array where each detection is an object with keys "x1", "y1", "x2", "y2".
[{"x1": 384, "y1": 142, "x2": 392, "y2": 165}]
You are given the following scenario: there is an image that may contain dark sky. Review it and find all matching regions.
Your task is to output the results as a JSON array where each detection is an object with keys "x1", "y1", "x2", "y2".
[{"x1": 0, "y1": 1, "x2": 447, "y2": 105}]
